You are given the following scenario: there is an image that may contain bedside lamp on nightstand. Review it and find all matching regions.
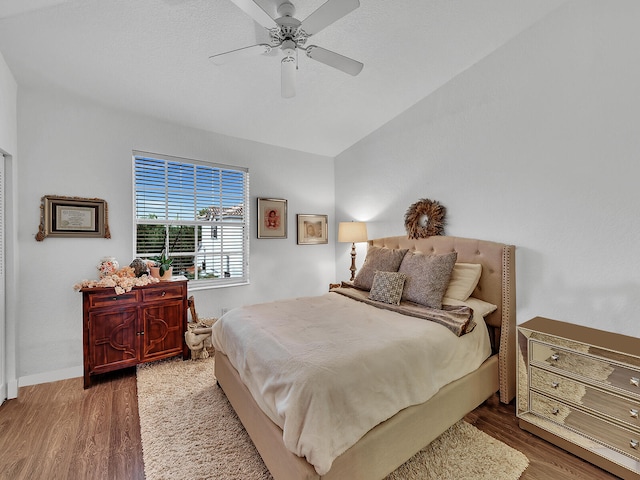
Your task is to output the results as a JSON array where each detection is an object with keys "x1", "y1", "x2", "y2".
[{"x1": 338, "y1": 221, "x2": 368, "y2": 282}]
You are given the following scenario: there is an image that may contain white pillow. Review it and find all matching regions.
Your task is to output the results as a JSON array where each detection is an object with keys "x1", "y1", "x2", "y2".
[
  {"x1": 444, "y1": 263, "x2": 482, "y2": 301},
  {"x1": 443, "y1": 296, "x2": 497, "y2": 318}
]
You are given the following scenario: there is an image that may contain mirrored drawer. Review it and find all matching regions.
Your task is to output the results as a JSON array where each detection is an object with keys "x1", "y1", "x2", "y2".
[
  {"x1": 531, "y1": 341, "x2": 640, "y2": 398},
  {"x1": 531, "y1": 367, "x2": 640, "y2": 431},
  {"x1": 531, "y1": 392, "x2": 640, "y2": 462}
]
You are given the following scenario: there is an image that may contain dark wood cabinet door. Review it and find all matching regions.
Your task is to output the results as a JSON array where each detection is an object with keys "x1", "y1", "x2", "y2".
[
  {"x1": 88, "y1": 307, "x2": 138, "y2": 374},
  {"x1": 82, "y1": 279, "x2": 188, "y2": 387},
  {"x1": 140, "y1": 300, "x2": 184, "y2": 361}
]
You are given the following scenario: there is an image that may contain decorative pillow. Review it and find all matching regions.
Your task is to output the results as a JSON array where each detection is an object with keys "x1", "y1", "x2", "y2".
[
  {"x1": 369, "y1": 271, "x2": 407, "y2": 305},
  {"x1": 444, "y1": 263, "x2": 482, "y2": 301},
  {"x1": 442, "y1": 296, "x2": 498, "y2": 318},
  {"x1": 353, "y1": 246, "x2": 408, "y2": 291},
  {"x1": 398, "y1": 251, "x2": 457, "y2": 309}
]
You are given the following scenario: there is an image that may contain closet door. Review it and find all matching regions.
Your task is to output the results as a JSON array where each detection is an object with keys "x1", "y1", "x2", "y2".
[{"x1": 0, "y1": 155, "x2": 5, "y2": 405}]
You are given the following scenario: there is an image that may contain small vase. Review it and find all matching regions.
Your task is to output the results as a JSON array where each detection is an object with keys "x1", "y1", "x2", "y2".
[{"x1": 97, "y1": 257, "x2": 119, "y2": 278}]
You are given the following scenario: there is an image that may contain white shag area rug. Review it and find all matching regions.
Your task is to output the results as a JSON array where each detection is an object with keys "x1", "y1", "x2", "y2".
[{"x1": 137, "y1": 357, "x2": 529, "y2": 480}]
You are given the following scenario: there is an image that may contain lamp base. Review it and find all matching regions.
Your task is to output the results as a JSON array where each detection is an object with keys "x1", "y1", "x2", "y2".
[{"x1": 349, "y1": 242, "x2": 357, "y2": 282}]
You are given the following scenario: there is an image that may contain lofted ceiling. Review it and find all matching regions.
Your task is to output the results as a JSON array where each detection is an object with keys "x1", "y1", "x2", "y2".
[{"x1": 0, "y1": 0, "x2": 566, "y2": 157}]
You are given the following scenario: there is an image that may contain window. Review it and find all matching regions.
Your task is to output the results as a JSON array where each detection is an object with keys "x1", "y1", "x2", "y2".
[{"x1": 133, "y1": 151, "x2": 249, "y2": 287}]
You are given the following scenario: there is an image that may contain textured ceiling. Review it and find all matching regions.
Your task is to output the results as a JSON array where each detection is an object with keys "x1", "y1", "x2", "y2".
[{"x1": 0, "y1": 0, "x2": 566, "y2": 157}]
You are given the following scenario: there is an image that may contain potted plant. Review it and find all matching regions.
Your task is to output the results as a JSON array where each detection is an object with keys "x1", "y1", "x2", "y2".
[{"x1": 149, "y1": 250, "x2": 173, "y2": 280}]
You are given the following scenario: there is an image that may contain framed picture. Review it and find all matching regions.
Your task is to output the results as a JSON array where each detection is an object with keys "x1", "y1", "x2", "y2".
[
  {"x1": 257, "y1": 198, "x2": 287, "y2": 239},
  {"x1": 297, "y1": 214, "x2": 328, "y2": 245},
  {"x1": 36, "y1": 195, "x2": 110, "y2": 241}
]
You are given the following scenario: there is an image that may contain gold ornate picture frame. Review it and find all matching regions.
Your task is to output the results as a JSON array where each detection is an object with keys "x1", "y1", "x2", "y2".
[{"x1": 36, "y1": 195, "x2": 110, "y2": 241}]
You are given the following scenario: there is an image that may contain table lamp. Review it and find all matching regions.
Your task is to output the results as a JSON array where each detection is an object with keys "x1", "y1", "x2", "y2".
[{"x1": 338, "y1": 221, "x2": 368, "y2": 281}]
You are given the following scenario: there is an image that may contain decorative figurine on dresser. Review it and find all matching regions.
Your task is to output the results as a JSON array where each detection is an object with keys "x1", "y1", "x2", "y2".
[
  {"x1": 518, "y1": 317, "x2": 640, "y2": 479},
  {"x1": 75, "y1": 258, "x2": 189, "y2": 388}
]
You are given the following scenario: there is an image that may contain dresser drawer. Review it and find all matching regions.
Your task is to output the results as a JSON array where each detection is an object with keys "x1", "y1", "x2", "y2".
[
  {"x1": 531, "y1": 367, "x2": 640, "y2": 431},
  {"x1": 531, "y1": 341, "x2": 640, "y2": 398},
  {"x1": 88, "y1": 290, "x2": 138, "y2": 308},
  {"x1": 141, "y1": 284, "x2": 184, "y2": 302},
  {"x1": 531, "y1": 392, "x2": 640, "y2": 462}
]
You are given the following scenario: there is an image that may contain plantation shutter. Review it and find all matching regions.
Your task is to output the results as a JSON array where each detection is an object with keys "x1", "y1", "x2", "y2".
[{"x1": 133, "y1": 152, "x2": 249, "y2": 287}]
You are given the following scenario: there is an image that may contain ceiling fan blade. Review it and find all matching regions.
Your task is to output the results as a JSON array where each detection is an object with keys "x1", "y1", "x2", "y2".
[
  {"x1": 281, "y1": 56, "x2": 296, "y2": 98},
  {"x1": 301, "y1": 0, "x2": 359, "y2": 35},
  {"x1": 229, "y1": 0, "x2": 277, "y2": 29},
  {"x1": 305, "y1": 46, "x2": 363, "y2": 76},
  {"x1": 209, "y1": 44, "x2": 272, "y2": 65}
]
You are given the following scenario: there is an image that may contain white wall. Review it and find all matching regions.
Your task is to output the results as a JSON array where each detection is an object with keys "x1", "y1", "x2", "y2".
[
  {"x1": 17, "y1": 87, "x2": 335, "y2": 385},
  {"x1": 0, "y1": 49, "x2": 18, "y2": 400},
  {"x1": 336, "y1": 0, "x2": 640, "y2": 338},
  {"x1": 12, "y1": 0, "x2": 640, "y2": 386}
]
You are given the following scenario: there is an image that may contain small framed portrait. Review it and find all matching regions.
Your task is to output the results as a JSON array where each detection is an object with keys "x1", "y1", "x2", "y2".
[
  {"x1": 257, "y1": 198, "x2": 287, "y2": 239},
  {"x1": 297, "y1": 214, "x2": 328, "y2": 245}
]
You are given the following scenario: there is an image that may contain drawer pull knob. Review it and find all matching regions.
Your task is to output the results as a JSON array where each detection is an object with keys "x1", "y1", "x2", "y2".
[
  {"x1": 551, "y1": 354, "x2": 560, "y2": 362},
  {"x1": 551, "y1": 382, "x2": 560, "y2": 389},
  {"x1": 630, "y1": 409, "x2": 639, "y2": 419},
  {"x1": 631, "y1": 377, "x2": 640, "y2": 387},
  {"x1": 631, "y1": 439, "x2": 639, "y2": 450},
  {"x1": 162, "y1": 291, "x2": 166, "y2": 297},
  {"x1": 552, "y1": 408, "x2": 560, "y2": 416}
]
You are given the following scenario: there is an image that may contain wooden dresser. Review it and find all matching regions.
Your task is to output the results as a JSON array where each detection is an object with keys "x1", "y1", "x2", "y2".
[
  {"x1": 81, "y1": 278, "x2": 189, "y2": 388},
  {"x1": 517, "y1": 317, "x2": 640, "y2": 479}
]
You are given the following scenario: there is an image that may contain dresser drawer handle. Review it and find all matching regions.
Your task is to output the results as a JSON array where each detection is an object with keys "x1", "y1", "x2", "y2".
[
  {"x1": 630, "y1": 409, "x2": 639, "y2": 419},
  {"x1": 550, "y1": 354, "x2": 560, "y2": 362},
  {"x1": 161, "y1": 291, "x2": 166, "y2": 297},
  {"x1": 551, "y1": 381, "x2": 560, "y2": 389},
  {"x1": 631, "y1": 439, "x2": 639, "y2": 450},
  {"x1": 631, "y1": 377, "x2": 640, "y2": 387}
]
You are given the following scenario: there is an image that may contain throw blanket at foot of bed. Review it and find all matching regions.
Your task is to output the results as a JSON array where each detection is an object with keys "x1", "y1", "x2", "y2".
[{"x1": 211, "y1": 292, "x2": 492, "y2": 475}]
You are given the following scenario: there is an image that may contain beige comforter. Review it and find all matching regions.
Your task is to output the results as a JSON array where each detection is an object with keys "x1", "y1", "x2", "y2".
[{"x1": 211, "y1": 292, "x2": 491, "y2": 475}]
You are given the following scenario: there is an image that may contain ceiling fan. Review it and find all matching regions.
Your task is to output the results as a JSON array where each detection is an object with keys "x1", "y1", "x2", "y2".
[{"x1": 210, "y1": 0, "x2": 364, "y2": 98}]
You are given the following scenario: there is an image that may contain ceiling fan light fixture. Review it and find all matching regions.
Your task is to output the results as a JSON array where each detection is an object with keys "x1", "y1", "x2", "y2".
[{"x1": 281, "y1": 56, "x2": 296, "y2": 98}]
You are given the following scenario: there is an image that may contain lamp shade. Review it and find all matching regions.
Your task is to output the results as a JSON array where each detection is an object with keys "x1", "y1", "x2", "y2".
[{"x1": 338, "y1": 222, "x2": 368, "y2": 243}]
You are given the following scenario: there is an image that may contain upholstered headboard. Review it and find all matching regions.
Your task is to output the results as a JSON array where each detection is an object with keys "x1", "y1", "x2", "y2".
[{"x1": 369, "y1": 235, "x2": 516, "y2": 403}]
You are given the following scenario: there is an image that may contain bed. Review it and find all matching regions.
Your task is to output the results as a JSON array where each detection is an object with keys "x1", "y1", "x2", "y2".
[{"x1": 212, "y1": 235, "x2": 516, "y2": 480}]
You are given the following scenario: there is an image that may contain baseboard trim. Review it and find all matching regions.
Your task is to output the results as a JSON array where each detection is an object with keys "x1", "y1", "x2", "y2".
[
  {"x1": 18, "y1": 366, "x2": 83, "y2": 388},
  {"x1": 7, "y1": 378, "x2": 18, "y2": 399}
]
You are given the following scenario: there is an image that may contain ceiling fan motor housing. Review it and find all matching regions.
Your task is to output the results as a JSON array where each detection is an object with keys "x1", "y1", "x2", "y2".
[{"x1": 271, "y1": 12, "x2": 306, "y2": 48}]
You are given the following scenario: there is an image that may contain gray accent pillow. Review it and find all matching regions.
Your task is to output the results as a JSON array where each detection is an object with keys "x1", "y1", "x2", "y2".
[
  {"x1": 353, "y1": 246, "x2": 408, "y2": 290},
  {"x1": 398, "y1": 251, "x2": 458, "y2": 309},
  {"x1": 369, "y1": 271, "x2": 407, "y2": 305}
]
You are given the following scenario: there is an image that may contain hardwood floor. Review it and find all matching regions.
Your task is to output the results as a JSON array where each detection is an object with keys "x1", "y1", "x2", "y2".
[
  {"x1": 0, "y1": 369, "x2": 144, "y2": 480},
  {"x1": 0, "y1": 371, "x2": 619, "y2": 480},
  {"x1": 465, "y1": 394, "x2": 617, "y2": 480}
]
